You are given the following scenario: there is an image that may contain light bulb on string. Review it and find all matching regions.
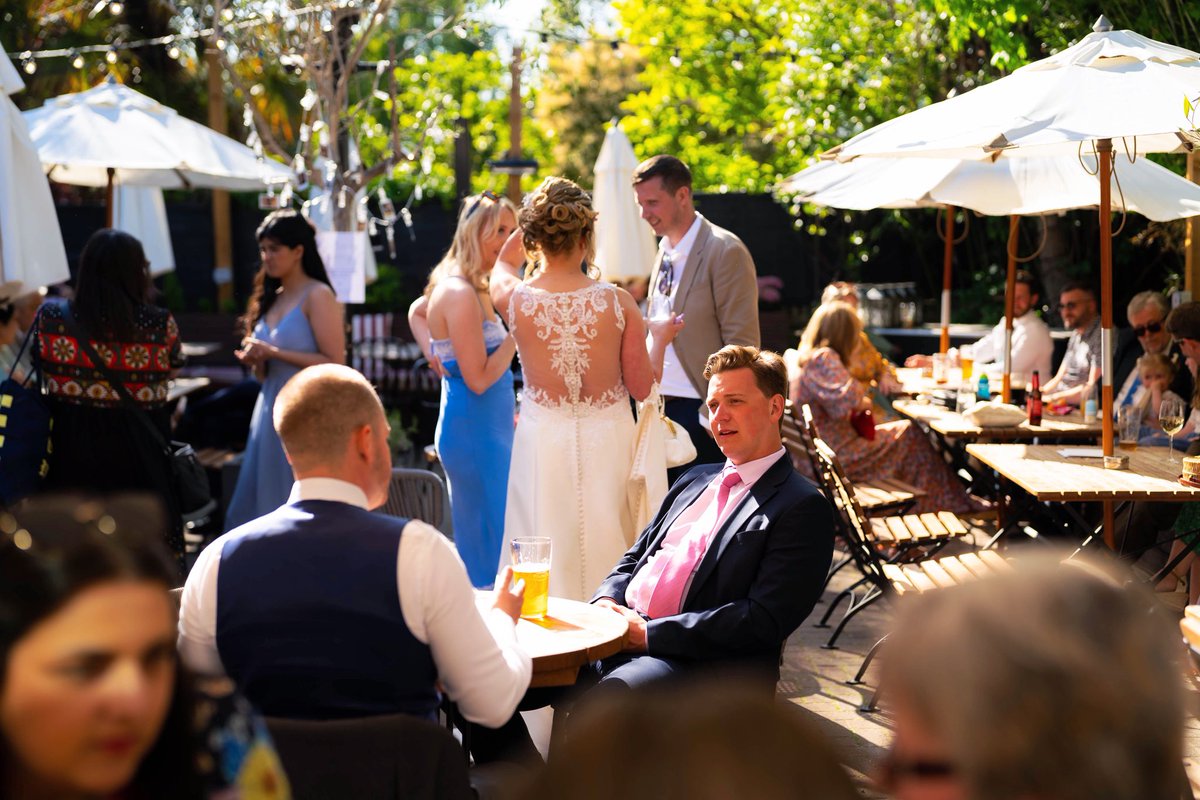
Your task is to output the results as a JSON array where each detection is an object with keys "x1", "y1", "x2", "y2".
[
  {"x1": 109, "y1": 1, "x2": 123, "y2": 14},
  {"x1": 72, "y1": 51, "x2": 85, "y2": 70},
  {"x1": 670, "y1": 48, "x2": 682, "y2": 68},
  {"x1": 106, "y1": 48, "x2": 118, "y2": 64},
  {"x1": 21, "y1": 54, "x2": 36, "y2": 74},
  {"x1": 167, "y1": 44, "x2": 181, "y2": 60}
]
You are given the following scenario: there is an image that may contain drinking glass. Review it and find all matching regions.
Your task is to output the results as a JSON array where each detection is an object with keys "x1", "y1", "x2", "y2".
[
  {"x1": 1159, "y1": 397, "x2": 1186, "y2": 465},
  {"x1": 931, "y1": 353, "x2": 949, "y2": 385},
  {"x1": 510, "y1": 537, "x2": 552, "y2": 619},
  {"x1": 1117, "y1": 406, "x2": 1142, "y2": 453},
  {"x1": 959, "y1": 345, "x2": 974, "y2": 382}
]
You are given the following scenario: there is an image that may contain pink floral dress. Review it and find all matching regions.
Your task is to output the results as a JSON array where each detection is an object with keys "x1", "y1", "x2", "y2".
[{"x1": 793, "y1": 347, "x2": 976, "y2": 515}]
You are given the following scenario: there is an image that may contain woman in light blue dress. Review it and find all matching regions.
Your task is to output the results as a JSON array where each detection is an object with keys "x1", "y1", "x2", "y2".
[
  {"x1": 225, "y1": 211, "x2": 344, "y2": 531},
  {"x1": 410, "y1": 192, "x2": 518, "y2": 586}
]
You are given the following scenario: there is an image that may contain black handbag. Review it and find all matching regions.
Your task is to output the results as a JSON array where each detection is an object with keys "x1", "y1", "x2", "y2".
[
  {"x1": 59, "y1": 305, "x2": 213, "y2": 517},
  {"x1": 0, "y1": 315, "x2": 52, "y2": 506}
]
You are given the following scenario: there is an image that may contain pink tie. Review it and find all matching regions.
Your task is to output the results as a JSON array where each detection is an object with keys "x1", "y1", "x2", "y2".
[{"x1": 644, "y1": 467, "x2": 743, "y2": 619}]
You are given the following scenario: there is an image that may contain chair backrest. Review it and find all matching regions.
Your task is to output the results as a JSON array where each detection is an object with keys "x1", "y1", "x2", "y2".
[
  {"x1": 265, "y1": 714, "x2": 473, "y2": 800},
  {"x1": 380, "y1": 468, "x2": 446, "y2": 531},
  {"x1": 813, "y1": 438, "x2": 889, "y2": 589},
  {"x1": 781, "y1": 401, "x2": 814, "y2": 476}
]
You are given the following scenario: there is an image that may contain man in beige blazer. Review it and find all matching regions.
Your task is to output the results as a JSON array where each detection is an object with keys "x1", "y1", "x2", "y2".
[{"x1": 634, "y1": 155, "x2": 760, "y2": 480}]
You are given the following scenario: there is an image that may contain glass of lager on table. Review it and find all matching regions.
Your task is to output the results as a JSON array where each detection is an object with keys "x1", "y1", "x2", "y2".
[
  {"x1": 511, "y1": 537, "x2": 551, "y2": 619},
  {"x1": 1118, "y1": 406, "x2": 1142, "y2": 452}
]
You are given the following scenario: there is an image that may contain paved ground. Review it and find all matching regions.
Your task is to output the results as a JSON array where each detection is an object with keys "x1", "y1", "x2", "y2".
[{"x1": 779, "y1": 533, "x2": 1200, "y2": 798}]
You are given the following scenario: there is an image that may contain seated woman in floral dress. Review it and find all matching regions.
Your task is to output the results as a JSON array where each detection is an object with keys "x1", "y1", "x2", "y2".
[{"x1": 789, "y1": 301, "x2": 981, "y2": 515}]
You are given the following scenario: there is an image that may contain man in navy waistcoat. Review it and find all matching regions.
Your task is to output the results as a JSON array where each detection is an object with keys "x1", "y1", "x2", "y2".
[{"x1": 178, "y1": 364, "x2": 531, "y2": 735}]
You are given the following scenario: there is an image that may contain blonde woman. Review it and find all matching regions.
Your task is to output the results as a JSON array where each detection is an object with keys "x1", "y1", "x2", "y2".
[
  {"x1": 790, "y1": 302, "x2": 979, "y2": 514},
  {"x1": 490, "y1": 177, "x2": 678, "y2": 600},
  {"x1": 409, "y1": 191, "x2": 519, "y2": 587}
]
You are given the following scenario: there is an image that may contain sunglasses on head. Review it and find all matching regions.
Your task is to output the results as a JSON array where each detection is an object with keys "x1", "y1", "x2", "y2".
[
  {"x1": 464, "y1": 190, "x2": 501, "y2": 220},
  {"x1": 1133, "y1": 320, "x2": 1164, "y2": 337}
]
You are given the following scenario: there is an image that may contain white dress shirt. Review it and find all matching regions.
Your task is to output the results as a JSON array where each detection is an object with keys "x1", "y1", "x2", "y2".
[
  {"x1": 650, "y1": 214, "x2": 704, "y2": 399},
  {"x1": 969, "y1": 310, "x2": 1054, "y2": 386},
  {"x1": 178, "y1": 477, "x2": 532, "y2": 728}
]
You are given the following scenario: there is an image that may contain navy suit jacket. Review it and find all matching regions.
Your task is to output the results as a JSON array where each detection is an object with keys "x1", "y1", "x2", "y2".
[{"x1": 593, "y1": 454, "x2": 834, "y2": 676}]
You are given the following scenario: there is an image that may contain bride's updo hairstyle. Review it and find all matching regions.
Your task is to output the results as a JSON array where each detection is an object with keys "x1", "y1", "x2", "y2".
[{"x1": 519, "y1": 177, "x2": 598, "y2": 274}]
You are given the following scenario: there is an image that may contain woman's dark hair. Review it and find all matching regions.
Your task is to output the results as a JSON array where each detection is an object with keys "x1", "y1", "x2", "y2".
[
  {"x1": 73, "y1": 229, "x2": 152, "y2": 341},
  {"x1": 0, "y1": 494, "x2": 202, "y2": 800},
  {"x1": 0, "y1": 303, "x2": 13, "y2": 326},
  {"x1": 242, "y1": 210, "x2": 333, "y2": 339}
]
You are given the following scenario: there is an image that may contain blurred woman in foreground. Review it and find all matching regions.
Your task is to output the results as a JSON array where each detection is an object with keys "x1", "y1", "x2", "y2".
[
  {"x1": 879, "y1": 555, "x2": 1183, "y2": 800},
  {"x1": 0, "y1": 494, "x2": 289, "y2": 799}
]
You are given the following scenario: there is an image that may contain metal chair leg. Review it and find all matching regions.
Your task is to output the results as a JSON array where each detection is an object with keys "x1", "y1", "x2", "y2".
[
  {"x1": 823, "y1": 585, "x2": 883, "y2": 649},
  {"x1": 817, "y1": 576, "x2": 869, "y2": 628},
  {"x1": 848, "y1": 633, "x2": 888, "y2": 685}
]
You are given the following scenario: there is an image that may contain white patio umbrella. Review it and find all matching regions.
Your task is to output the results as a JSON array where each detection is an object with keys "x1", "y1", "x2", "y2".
[
  {"x1": 113, "y1": 185, "x2": 174, "y2": 276},
  {"x1": 782, "y1": 155, "x2": 1200, "y2": 395},
  {"x1": 821, "y1": 16, "x2": 1200, "y2": 503},
  {"x1": 23, "y1": 78, "x2": 293, "y2": 222},
  {"x1": 592, "y1": 122, "x2": 656, "y2": 280},
  {"x1": 0, "y1": 51, "x2": 69, "y2": 287}
]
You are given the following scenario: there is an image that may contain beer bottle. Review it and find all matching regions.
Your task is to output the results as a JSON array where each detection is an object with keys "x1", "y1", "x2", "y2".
[{"x1": 1027, "y1": 371, "x2": 1042, "y2": 425}]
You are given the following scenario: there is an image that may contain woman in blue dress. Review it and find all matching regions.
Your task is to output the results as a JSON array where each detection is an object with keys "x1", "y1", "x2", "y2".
[
  {"x1": 225, "y1": 210, "x2": 344, "y2": 530},
  {"x1": 410, "y1": 191, "x2": 518, "y2": 586}
]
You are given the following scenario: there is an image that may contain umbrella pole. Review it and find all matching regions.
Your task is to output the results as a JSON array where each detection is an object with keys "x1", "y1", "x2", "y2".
[
  {"x1": 105, "y1": 167, "x2": 115, "y2": 228},
  {"x1": 1002, "y1": 215, "x2": 1018, "y2": 403},
  {"x1": 940, "y1": 205, "x2": 955, "y2": 354},
  {"x1": 1098, "y1": 137, "x2": 1115, "y2": 548}
]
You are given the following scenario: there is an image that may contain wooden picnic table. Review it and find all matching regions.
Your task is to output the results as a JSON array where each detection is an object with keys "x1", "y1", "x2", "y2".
[
  {"x1": 966, "y1": 443, "x2": 1200, "y2": 549},
  {"x1": 965, "y1": 443, "x2": 1200, "y2": 503},
  {"x1": 893, "y1": 398, "x2": 1101, "y2": 442}
]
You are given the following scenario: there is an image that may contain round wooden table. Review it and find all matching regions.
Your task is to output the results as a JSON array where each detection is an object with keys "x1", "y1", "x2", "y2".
[{"x1": 477, "y1": 593, "x2": 628, "y2": 687}]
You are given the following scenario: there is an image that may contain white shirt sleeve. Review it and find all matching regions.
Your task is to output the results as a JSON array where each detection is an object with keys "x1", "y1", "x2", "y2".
[
  {"x1": 398, "y1": 522, "x2": 532, "y2": 728},
  {"x1": 1011, "y1": 316, "x2": 1055, "y2": 380},
  {"x1": 969, "y1": 324, "x2": 1001, "y2": 364},
  {"x1": 177, "y1": 536, "x2": 228, "y2": 677}
]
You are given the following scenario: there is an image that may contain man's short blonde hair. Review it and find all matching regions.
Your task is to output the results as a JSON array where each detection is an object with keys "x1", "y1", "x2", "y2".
[
  {"x1": 274, "y1": 364, "x2": 384, "y2": 468},
  {"x1": 703, "y1": 345, "x2": 788, "y2": 401}
]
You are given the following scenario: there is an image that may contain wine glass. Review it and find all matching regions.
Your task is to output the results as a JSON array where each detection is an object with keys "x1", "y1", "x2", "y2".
[{"x1": 1159, "y1": 396, "x2": 1186, "y2": 465}]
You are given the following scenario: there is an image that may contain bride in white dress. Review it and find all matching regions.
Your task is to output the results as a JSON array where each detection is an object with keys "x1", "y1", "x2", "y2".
[{"x1": 491, "y1": 177, "x2": 678, "y2": 600}]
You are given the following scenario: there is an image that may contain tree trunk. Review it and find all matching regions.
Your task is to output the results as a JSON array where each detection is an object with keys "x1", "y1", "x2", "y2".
[{"x1": 1038, "y1": 214, "x2": 1073, "y2": 306}]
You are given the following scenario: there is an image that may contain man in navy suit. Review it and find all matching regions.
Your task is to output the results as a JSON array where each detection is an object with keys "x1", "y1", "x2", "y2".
[{"x1": 591, "y1": 345, "x2": 835, "y2": 690}]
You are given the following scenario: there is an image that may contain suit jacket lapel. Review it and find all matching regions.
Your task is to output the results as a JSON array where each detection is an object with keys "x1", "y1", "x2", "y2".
[
  {"x1": 673, "y1": 216, "x2": 712, "y2": 314},
  {"x1": 643, "y1": 466, "x2": 719, "y2": 562},
  {"x1": 685, "y1": 455, "x2": 791, "y2": 605}
]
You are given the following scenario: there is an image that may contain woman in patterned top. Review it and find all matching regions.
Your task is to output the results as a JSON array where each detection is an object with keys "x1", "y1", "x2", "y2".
[{"x1": 34, "y1": 229, "x2": 186, "y2": 556}]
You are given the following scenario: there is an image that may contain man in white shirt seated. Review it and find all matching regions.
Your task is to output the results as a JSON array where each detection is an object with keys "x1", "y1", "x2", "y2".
[
  {"x1": 178, "y1": 364, "x2": 532, "y2": 758},
  {"x1": 905, "y1": 270, "x2": 1053, "y2": 387}
]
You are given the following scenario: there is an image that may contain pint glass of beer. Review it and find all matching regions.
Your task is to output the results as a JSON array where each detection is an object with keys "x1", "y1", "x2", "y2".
[{"x1": 510, "y1": 537, "x2": 551, "y2": 618}]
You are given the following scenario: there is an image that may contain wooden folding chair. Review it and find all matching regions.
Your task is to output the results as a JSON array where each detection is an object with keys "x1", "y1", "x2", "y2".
[
  {"x1": 791, "y1": 403, "x2": 924, "y2": 516},
  {"x1": 812, "y1": 437, "x2": 1007, "y2": 643}
]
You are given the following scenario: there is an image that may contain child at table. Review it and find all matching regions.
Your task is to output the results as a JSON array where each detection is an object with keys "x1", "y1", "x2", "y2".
[{"x1": 1134, "y1": 352, "x2": 1194, "y2": 447}]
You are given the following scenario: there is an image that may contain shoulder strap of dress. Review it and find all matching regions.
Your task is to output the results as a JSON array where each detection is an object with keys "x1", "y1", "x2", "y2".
[{"x1": 606, "y1": 281, "x2": 625, "y2": 331}]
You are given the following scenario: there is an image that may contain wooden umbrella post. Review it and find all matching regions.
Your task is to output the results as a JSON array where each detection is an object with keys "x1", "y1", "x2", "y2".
[
  {"x1": 1098, "y1": 137, "x2": 1115, "y2": 547},
  {"x1": 940, "y1": 205, "x2": 955, "y2": 354},
  {"x1": 1002, "y1": 215, "x2": 1018, "y2": 403},
  {"x1": 105, "y1": 167, "x2": 115, "y2": 228}
]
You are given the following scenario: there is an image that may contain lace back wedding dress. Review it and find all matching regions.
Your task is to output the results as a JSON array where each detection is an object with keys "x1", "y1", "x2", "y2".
[{"x1": 502, "y1": 280, "x2": 638, "y2": 600}]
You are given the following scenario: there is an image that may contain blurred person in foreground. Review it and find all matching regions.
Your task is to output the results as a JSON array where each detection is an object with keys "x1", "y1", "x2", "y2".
[
  {"x1": 877, "y1": 554, "x2": 1184, "y2": 800},
  {"x1": 0, "y1": 494, "x2": 289, "y2": 800},
  {"x1": 522, "y1": 681, "x2": 859, "y2": 800},
  {"x1": 179, "y1": 364, "x2": 533, "y2": 762}
]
